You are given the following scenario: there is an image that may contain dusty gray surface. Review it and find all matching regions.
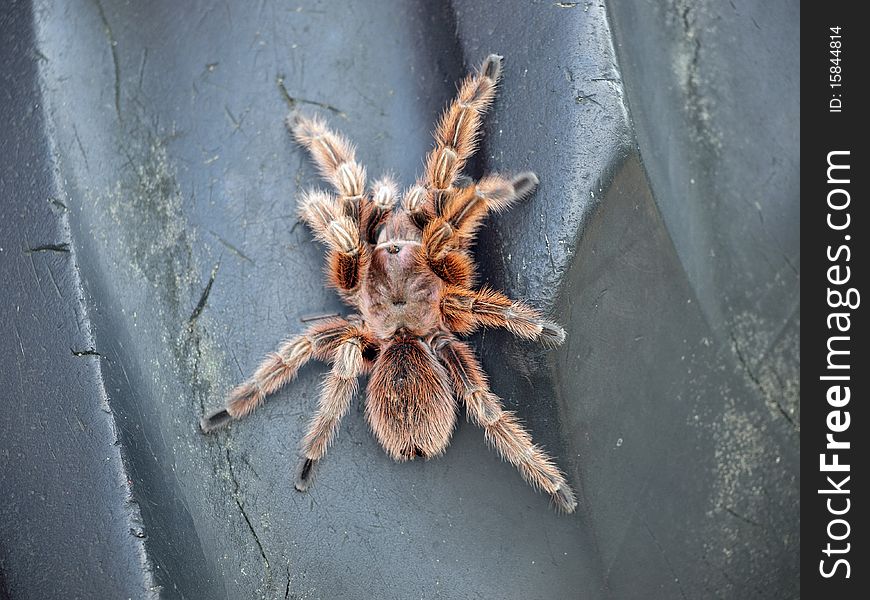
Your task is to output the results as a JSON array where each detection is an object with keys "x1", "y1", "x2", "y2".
[{"x1": 0, "y1": 3, "x2": 154, "y2": 597}]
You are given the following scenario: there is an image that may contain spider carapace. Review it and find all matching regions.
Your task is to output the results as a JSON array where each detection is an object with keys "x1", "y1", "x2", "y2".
[{"x1": 201, "y1": 54, "x2": 577, "y2": 513}]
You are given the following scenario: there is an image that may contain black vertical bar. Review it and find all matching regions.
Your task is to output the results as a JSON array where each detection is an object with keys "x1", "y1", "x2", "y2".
[{"x1": 803, "y1": 3, "x2": 866, "y2": 596}]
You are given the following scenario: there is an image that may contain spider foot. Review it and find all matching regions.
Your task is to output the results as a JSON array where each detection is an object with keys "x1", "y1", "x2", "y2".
[
  {"x1": 200, "y1": 408, "x2": 234, "y2": 433},
  {"x1": 551, "y1": 483, "x2": 578, "y2": 514},
  {"x1": 538, "y1": 320, "x2": 567, "y2": 347},
  {"x1": 294, "y1": 456, "x2": 318, "y2": 491}
]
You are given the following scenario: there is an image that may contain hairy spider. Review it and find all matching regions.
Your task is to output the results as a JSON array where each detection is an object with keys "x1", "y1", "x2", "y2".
[{"x1": 201, "y1": 54, "x2": 577, "y2": 513}]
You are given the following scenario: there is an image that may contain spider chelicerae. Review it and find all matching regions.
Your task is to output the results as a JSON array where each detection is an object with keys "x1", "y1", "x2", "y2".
[{"x1": 201, "y1": 54, "x2": 577, "y2": 513}]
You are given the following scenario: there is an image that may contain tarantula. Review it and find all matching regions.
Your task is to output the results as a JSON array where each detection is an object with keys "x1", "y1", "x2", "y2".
[{"x1": 201, "y1": 54, "x2": 577, "y2": 513}]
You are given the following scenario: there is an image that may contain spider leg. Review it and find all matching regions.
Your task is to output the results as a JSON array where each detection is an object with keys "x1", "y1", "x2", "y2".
[
  {"x1": 440, "y1": 286, "x2": 566, "y2": 346},
  {"x1": 296, "y1": 187, "x2": 368, "y2": 292},
  {"x1": 362, "y1": 175, "x2": 398, "y2": 244},
  {"x1": 425, "y1": 54, "x2": 502, "y2": 194},
  {"x1": 424, "y1": 250, "x2": 476, "y2": 288},
  {"x1": 200, "y1": 317, "x2": 356, "y2": 432},
  {"x1": 432, "y1": 335, "x2": 577, "y2": 513},
  {"x1": 405, "y1": 54, "x2": 503, "y2": 228},
  {"x1": 294, "y1": 332, "x2": 366, "y2": 490},
  {"x1": 422, "y1": 172, "x2": 538, "y2": 261},
  {"x1": 290, "y1": 114, "x2": 377, "y2": 293},
  {"x1": 288, "y1": 113, "x2": 367, "y2": 221},
  {"x1": 297, "y1": 189, "x2": 360, "y2": 251}
]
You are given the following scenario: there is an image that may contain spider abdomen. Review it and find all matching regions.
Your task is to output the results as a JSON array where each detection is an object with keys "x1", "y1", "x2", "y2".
[{"x1": 365, "y1": 337, "x2": 457, "y2": 461}]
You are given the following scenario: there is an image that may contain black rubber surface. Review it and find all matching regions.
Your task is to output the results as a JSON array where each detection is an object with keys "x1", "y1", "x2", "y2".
[
  {"x1": 0, "y1": 3, "x2": 152, "y2": 598},
  {"x1": 1, "y1": 0, "x2": 799, "y2": 598}
]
